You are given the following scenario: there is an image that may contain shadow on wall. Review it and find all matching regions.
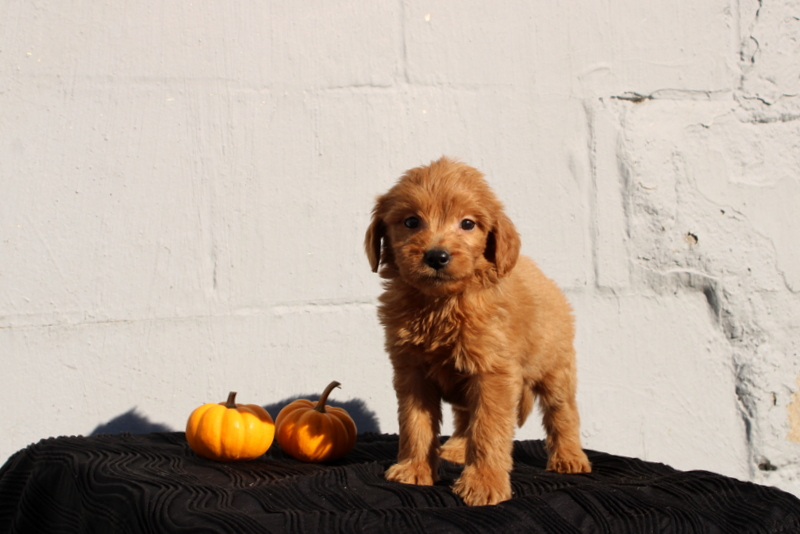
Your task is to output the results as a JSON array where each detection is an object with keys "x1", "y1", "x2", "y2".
[
  {"x1": 90, "y1": 398, "x2": 381, "y2": 436},
  {"x1": 90, "y1": 409, "x2": 172, "y2": 436}
]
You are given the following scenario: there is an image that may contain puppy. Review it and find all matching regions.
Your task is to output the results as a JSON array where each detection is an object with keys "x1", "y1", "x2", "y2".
[{"x1": 365, "y1": 157, "x2": 591, "y2": 506}]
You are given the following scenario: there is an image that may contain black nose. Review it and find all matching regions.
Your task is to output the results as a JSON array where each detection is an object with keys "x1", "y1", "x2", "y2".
[{"x1": 424, "y1": 248, "x2": 451, "y2": 270}]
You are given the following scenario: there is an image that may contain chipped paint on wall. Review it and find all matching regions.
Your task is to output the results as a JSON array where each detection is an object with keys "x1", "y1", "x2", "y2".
[{"x1": 789, "y1": 375, "x2": 800, "y2": 443}]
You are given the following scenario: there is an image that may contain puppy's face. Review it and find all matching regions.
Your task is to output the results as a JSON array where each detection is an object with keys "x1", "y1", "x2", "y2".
[
  {"x1": 381, "y1": 187, "x2": 490, "y2": 295},
  {"x1": 366, "y1": 158, "x2": 520, "y2": 296}
]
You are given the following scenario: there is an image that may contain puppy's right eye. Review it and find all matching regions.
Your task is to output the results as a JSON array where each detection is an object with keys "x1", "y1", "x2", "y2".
[{"x1": 404, "y1": 216, "x2": 420, "y2": 229}]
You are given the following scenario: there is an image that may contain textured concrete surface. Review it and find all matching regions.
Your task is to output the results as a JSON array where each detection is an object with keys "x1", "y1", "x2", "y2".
[{"x1": 1, "y1": 1, "x2": 798, "y2": 495}]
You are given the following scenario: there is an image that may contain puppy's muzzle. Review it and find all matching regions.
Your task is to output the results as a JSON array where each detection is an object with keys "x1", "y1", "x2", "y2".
[{"x1": 423, "y1": 248, "x2": 451, "y2": 270}]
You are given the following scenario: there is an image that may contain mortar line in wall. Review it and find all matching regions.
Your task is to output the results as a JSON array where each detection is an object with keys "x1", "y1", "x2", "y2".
[
  {"x1": 0, "y1": 300, "x2": 379, "y2": 331},
  {"x1": 399, "y1": 0, "x2": 410, "y2": 85},
  {"x1": 584, "y1": 101, "x2": 600, "y2": 289},
  {"x1": 611, "y1": 88, "x2": 732, "y2": 102}
]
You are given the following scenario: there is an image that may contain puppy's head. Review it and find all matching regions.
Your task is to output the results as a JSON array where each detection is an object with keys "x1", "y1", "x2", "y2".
[{"x1": 365, "y1": 157, "x2": 520, "y2": 295}]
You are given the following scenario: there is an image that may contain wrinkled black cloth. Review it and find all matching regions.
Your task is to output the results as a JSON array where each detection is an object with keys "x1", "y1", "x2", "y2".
[{"x1": 1, "y1": 433, "x2": 799, "y2": 533}]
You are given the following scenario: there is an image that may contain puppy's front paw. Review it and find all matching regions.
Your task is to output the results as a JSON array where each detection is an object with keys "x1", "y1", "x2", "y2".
[
  {"x1": 385, "y1": 460, "x2": 437, "y2": 486},
  {"x1": 452, "y1": 465, "x2": 511, "y2": 506},
  {"x1": 547, "y1": 448, "x2": 591, "y2": 474},
  {"x1": 439, "y1": 436, "x2": 466, "y2": 464}
]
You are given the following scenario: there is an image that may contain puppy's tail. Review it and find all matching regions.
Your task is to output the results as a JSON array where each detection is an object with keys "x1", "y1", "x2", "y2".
[{"x1": 517, "y1": 387, "x2": 535, "y2": 427}]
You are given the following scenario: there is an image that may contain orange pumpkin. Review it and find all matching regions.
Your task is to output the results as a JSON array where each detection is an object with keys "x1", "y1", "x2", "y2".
[
  {"x1": 186, "y1": 391, "x2": 275, "y2": 461},
  {"x1": 276, "y1": 381, "x2": 357, "y2": 462}
]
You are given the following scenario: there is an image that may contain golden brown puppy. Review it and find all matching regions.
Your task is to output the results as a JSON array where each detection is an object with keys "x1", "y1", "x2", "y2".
[{"x1": 365, "y1": 157, "x2": 591, "y2": 506}]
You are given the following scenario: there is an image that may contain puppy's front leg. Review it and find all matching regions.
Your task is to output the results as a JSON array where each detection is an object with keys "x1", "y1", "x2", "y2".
[
  {"x1": 453, "y1": 373, "x2": 518, "y2": 506},
  {"x1": 385, "y1": 365, "x2": 442, "y2": 486}
]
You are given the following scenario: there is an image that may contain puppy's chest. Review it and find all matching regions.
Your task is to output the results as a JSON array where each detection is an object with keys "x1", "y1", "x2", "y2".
[
  {"x1": 385, "y1": 300, "x2": 463, "y2": 353},
  {"x1": 380, "y1": 298, "x2": 491, "y2": 375}
]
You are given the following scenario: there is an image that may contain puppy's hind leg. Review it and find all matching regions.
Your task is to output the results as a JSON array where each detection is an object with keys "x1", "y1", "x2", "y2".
[
  {"x1": 537, "y1": 369, "x2": 591, "y2": 474},
  {"x1": 440, "y1": 406, "x2": 469, "y2": 464},
  {"x1": 517, "y1": 386, "x2": 535, "y2": 427},
  {"x1": 442, "y1": 386, "x2": 531, "y2": 466}
]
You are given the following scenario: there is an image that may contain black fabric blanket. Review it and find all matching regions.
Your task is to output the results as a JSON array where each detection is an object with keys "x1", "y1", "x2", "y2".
[{"x1": 1, "y1": 432, "x2": 798, "y2": 533}]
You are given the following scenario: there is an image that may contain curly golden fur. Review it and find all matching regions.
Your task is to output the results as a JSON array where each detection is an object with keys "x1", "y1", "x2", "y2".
[{"x1": 365, "y1": 157, "x2": 591, "y2": 506}]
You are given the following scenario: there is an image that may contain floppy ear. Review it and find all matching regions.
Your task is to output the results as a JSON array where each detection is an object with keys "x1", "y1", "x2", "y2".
[
  {"x1": 485, "y1": 211, "x2": 520, "y2": 277},
  {"x1": 364, "y1": 207, "x2": 386, "y2": 273}
]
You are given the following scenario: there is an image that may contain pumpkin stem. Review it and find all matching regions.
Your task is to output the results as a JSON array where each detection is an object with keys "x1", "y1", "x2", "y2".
[
  {"x1": 225, "y1": 391, "x2": 238, "y2": 409},
  {"x1": 315, "y1": 381, "x2": 341, "y2": 413}
]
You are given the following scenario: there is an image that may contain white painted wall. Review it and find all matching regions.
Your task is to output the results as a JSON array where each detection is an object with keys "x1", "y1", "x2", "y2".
[{"x1": 2, "y1": 1, "x2": 799, "y2": 495}]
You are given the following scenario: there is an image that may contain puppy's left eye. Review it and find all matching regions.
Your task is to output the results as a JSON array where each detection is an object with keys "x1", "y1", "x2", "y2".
[{"x1": 460, "y1": 219, "x2": 476, "y2": 231}]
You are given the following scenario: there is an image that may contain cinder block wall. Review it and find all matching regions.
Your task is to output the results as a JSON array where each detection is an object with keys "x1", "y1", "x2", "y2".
[{"x1": 2, "y1": 1, "x2": 798, "y2": 495}]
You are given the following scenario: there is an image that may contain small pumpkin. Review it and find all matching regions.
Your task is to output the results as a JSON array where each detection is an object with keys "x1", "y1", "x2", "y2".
[
  {"x1": 276, "y1": 381, "x2": 357, "y2": 462},
  {"x1": 186, "y1": 391, "x2": 275, "y2": 461}
]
